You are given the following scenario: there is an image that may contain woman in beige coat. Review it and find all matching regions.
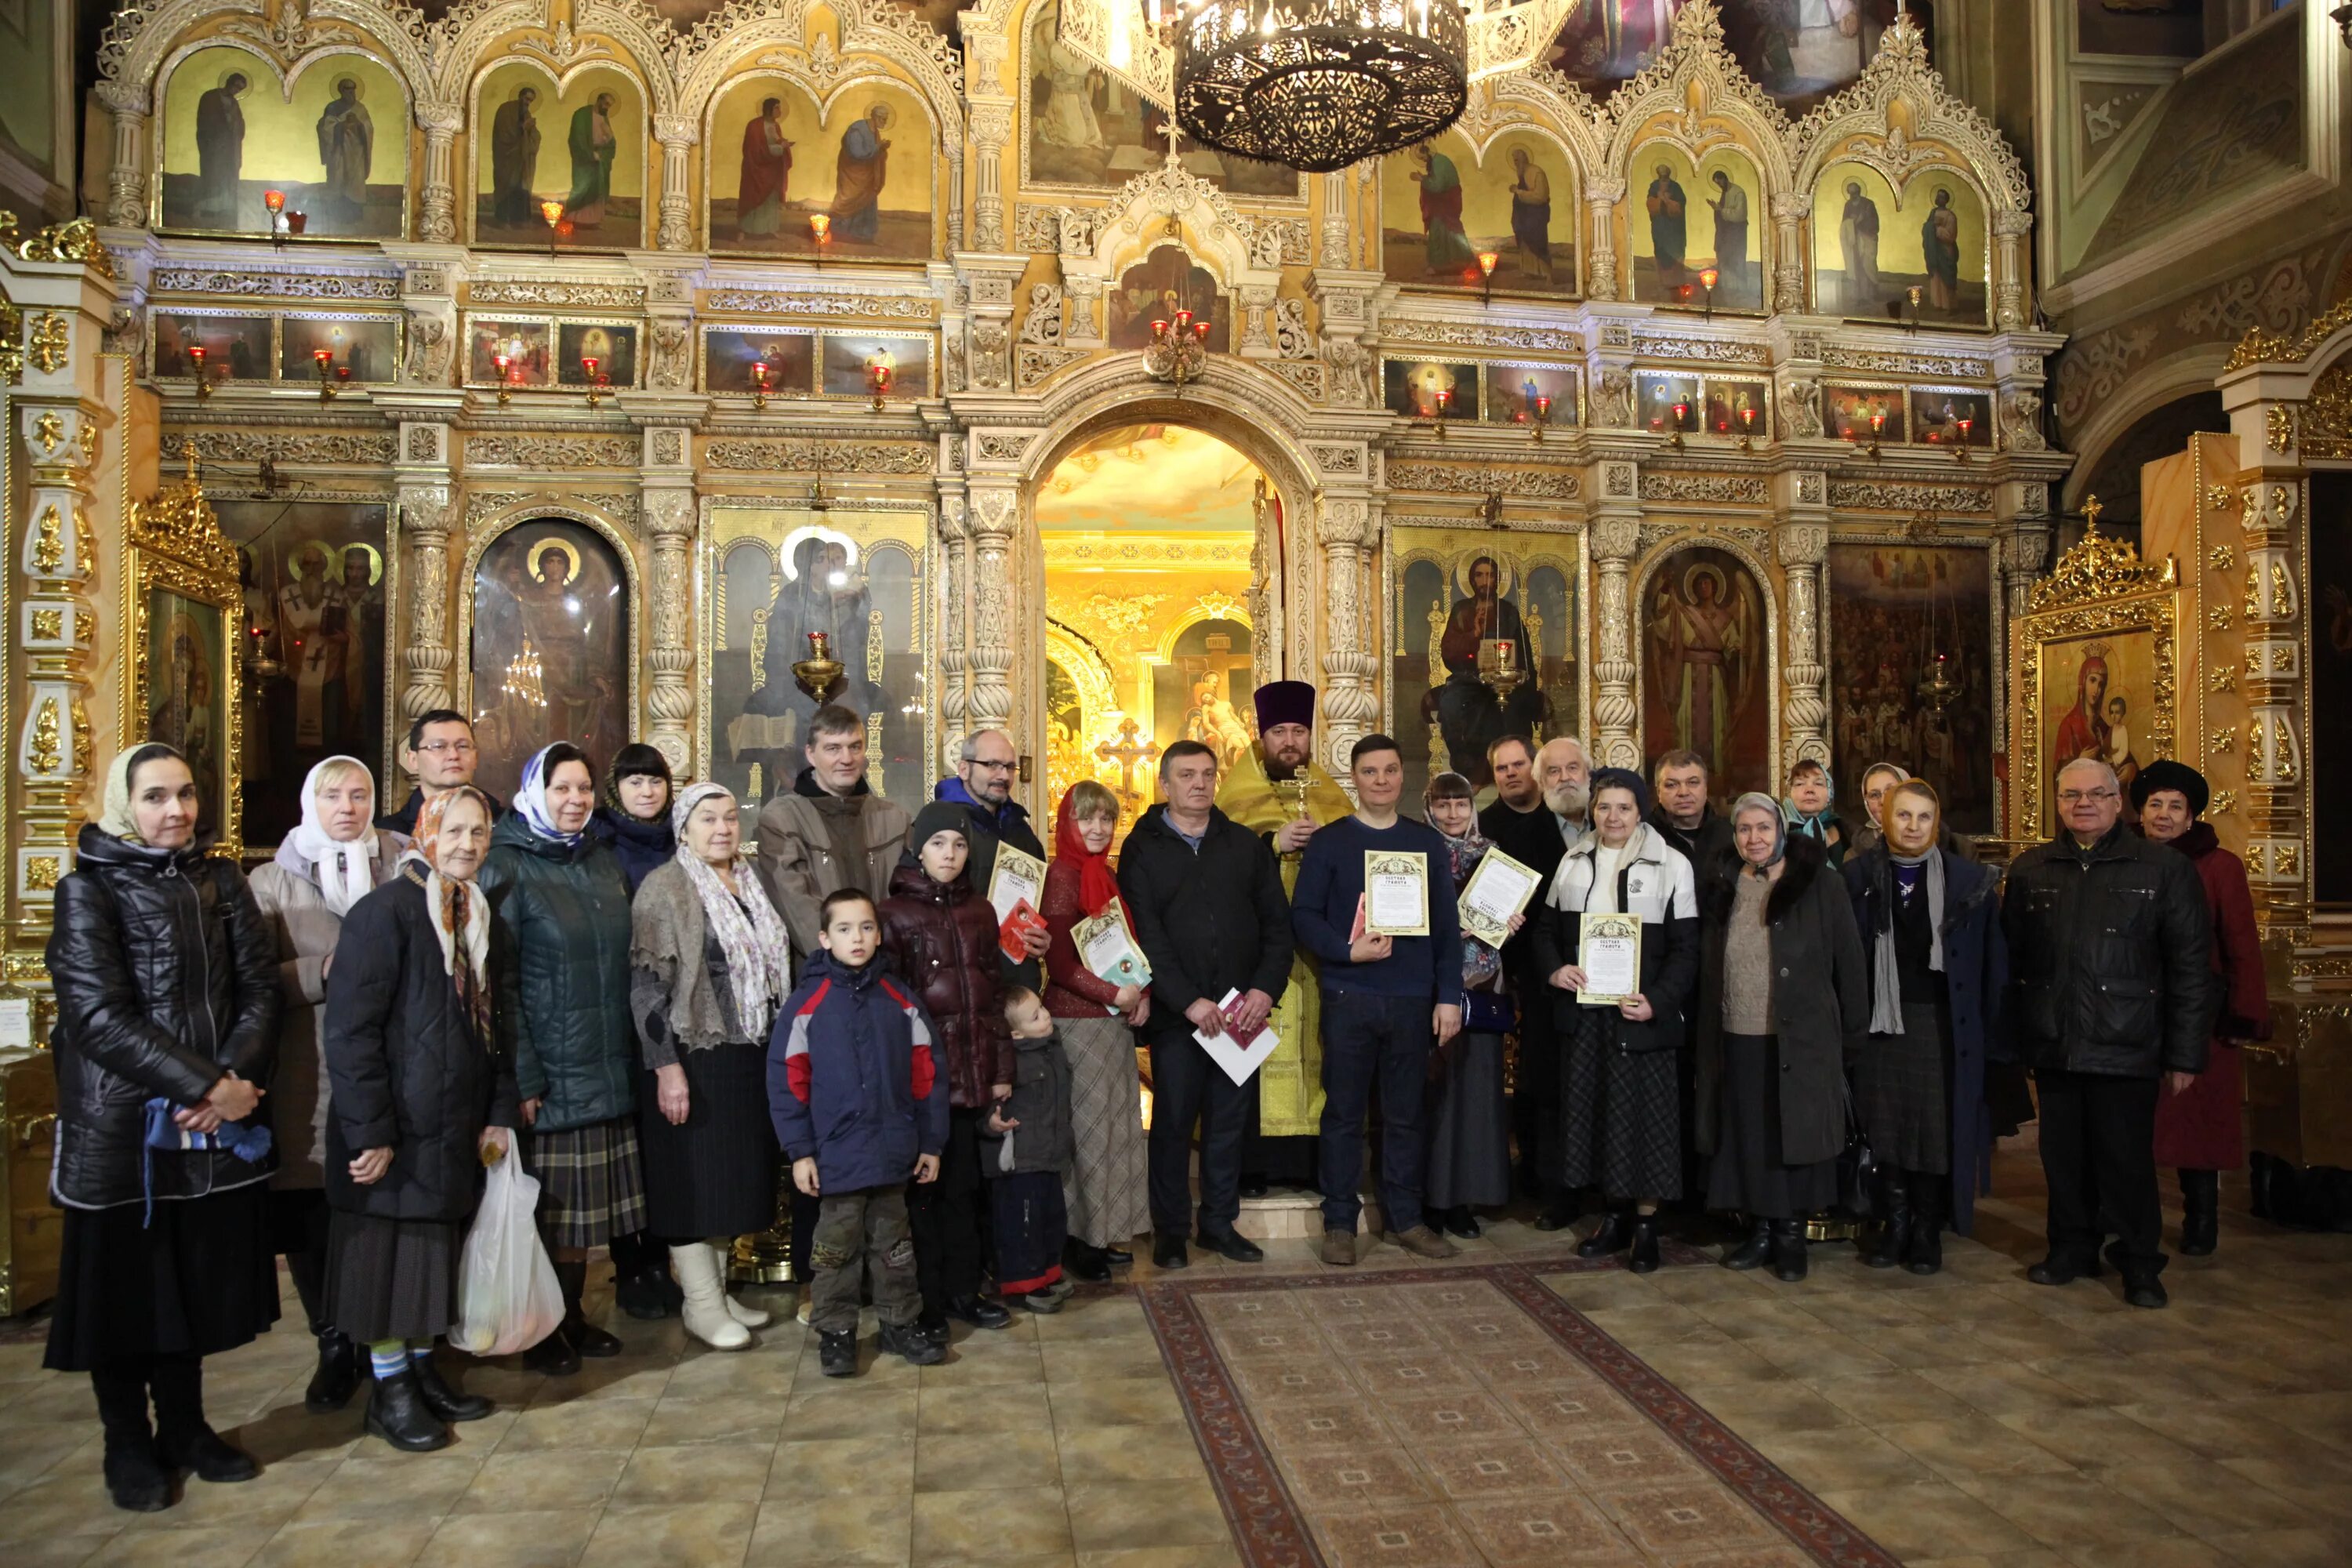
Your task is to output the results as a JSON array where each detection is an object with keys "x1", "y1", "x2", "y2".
[{"x1": 248, "y1": 756, "x2": 406, "y2": 1411}]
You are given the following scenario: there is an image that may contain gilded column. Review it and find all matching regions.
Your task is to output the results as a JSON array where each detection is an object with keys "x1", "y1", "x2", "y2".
[
  {"x1": 97, "y1": 83, "x2": 148, "y2": 229},
  {"x1": 1769, "y1": 191, "x2": 1811, "y2": 315},
  {"x1": 966, "y1": 483, "x2": 1017, "y2": 739},
  {"x1": 1993, "y1": 208, "x2": 2033, "y2": 332},
  {"x1": 417, "y1": 100, "x2": 463, "y2": 245},
  {"x1": 1588, "y1": 508, "x2": 1642, "y2": 768},
  {"x1": 2238, "y1": 476, "x2": 2304, "y2": 916},
  {"x1": 936, "y1": 488, "x2": 971, "y2": 765},
  {"x1": 1319, "y1": 169, "x2": 1348, "y2": 264},
  {"x1": 967, "y1": 103, "x2": 1012, "y2": 254},
  {"x1": 642, "y1": 486, "x2": 696, "y2": 775},
  {"x1": 1583, "y1": 179, "x2": 1624, "y2": 303},
  {"x1": 1315, "y1": 493, "x2": 1379, "y2": 771},
  {"x1": 394, "y1": 418, "x2": 457, "y2": 728},
  {"x1": 1775, "y1": 521, "x2": 1830, "y2": 765},
  {"x1": 655, "y1": 115, "x2": 698, "y2": 252}
]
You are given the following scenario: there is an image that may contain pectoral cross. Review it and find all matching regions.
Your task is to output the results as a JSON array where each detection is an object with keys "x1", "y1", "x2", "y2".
[{"x1": 1095, "y1": 717, "x2": 1162, "y2": 808}]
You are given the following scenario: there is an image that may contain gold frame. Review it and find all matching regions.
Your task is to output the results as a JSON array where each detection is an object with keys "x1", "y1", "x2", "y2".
[
  {"x1": 118, "y1": 443, "x2": 245, "y2": 858},
  {"x1": 2009, "y1": 524, "x2": 2181, "y2": 844},
  {"x1": 454, "y1": 506, "x2": 644, "y2": 754}
]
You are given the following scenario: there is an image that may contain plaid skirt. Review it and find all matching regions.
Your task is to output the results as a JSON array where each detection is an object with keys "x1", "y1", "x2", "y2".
[{"x1": 526, "y1": 1116, "x2": 647, "y2": 1250}]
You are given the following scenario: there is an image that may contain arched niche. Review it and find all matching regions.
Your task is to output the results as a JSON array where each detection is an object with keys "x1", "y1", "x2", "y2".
[
  {"x1": 468, "y1": 56, "x2": 652, "y2": 250},
  {"x1": 1632, "y1": 532, "x2": 1781, "y2": 798},
  {"x1": 701, "y1": 67, "x2": 941, "y2": 260}
]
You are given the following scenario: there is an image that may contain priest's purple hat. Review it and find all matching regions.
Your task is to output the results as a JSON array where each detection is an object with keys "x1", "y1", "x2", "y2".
[{"x1": 1253, "y1": 681, "x2": 1317, "y2": 732}]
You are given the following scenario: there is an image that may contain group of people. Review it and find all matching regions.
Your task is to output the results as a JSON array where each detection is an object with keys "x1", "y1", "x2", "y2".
[{"x1": 38, "y1": 677, "x2": 2263, "y2": 1515}]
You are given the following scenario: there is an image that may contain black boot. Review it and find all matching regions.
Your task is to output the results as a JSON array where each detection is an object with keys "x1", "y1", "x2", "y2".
[
  {"x1": 1905, "y1": 1174, "x2": 1945, "y2": 1276},
  {"x1": 149, "y1": 1355, "x2": 256, "y2": 1483},
  {"x1": 2180, "y1": 1169, "x2": 2220, "y2": 1258},
  {"x1": 555, "y1": 1260, "x2": 623, "y2": 1358},
  {"x1": 1576, "y1": 1210, "x2": 1632, "y2": 1258},
  {"x1": 609, "y1": 1231, "x2": 682, "y2": 1320},
  {"x1": 364, "y1": 1368, "x2": 452, "y2": 1452},
  {"x1": 521, "y1": 1320, "x2": 580, "y2": 1376},
  {"x1": 1627, "y1": 1214, "x2": 1661, "y2": 1274},
  {"x1": 408, "y1": 1349, "x2": 494, "y2": 1422},
  {"x1": 1443, "y1": 1206, "x2": 1483, "y2": 1240},
  {"x1": 1864, "y1": 1169, "x2": 1911, "y2": 1269},
  {"x1": 301, "y1": 1327, "x2": 361, "y2": 1414},
  {"x1": 877, "y1": 1319, "x2": 946, "y2": 1366},
  {"x1": 1769, "y1": 1219, "x2": 1809, "y2": 1283},
  {"x1": 1721, "y1": 1217, "x2": 1773, "y2": 1271},
  {"x1": 93, "y1": 1361, "x2": 170, "y2": 1513},
  {"x1": 2107, "y1": 1242, "x2": 2170, "y2": 1309},
  {"x1": 1064, "y1": 1239, "x2": 1113, "y2": 1283},
  {"x1": 2247, "y1": 1152, "x2": 2277, "y2": 1221},
  {"x1": 945, "y1": 1293, "x2": 1012, "y2": 1330},
  {"x1": 818, "y1": 1328, "x2": 858, "y2": 1377}
]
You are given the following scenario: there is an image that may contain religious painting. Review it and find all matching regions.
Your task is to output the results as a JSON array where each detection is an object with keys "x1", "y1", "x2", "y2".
[
  {"x1": 1635, "y1": 371, "x2": 1702, "y2": 435},
  {"x1": 1378, "y1": 131, "x2": 1578, "y2": 297},
  {"x1": 704, "y1": 507, "x2": 931, "y2": 814},
  {"x1": 2314, "y1": 472, "x2": 2352, "y2": 904},
  {"x1": 1106, "y1": 245, "x2": 1232, "y2": 353},
  {"x1": 1546, "y1": 2, "x2": 1923, "y2": 112},
  {"x1": 706, "y1": 77, "x2": 935, "y2": 260},
  {"x1": 1384, "y1": 358, "x2": 1482, "y2": 422},
  {"x1": 1813, "y1": 162, "x2": 1989, "y2": 327},
  {"x1": 702, "y1": 325, "x2": 817, "y2": 395},
  {"x1": 820, "y1": 333, "x2": 932, "y2": 399},
  {"x1": 1827, "y1": 543, "x2": 1996, "y2": 833},
  {"x1": 1152, "y1": 619, "x2": 1257, "y2": 766},
  {"x1": 1909, "y1": 388, "x2": 1994, "y2": 448},
  {"x1": 1703, "y1": 378, "x2": 1771, "y2": 440},
  {"x1": 1627, "y1": 144, "x2": 1766, "y2": 311},
  {"x1": 556, "y1": 321, "x2": 639, "y2": 388},
  {"x1": 0, "y1": 0, "x2": 60, "y2": 196},
  {"x1": 1021, "y1": 0, "x2": 1301, "y2": 198},
  {"x1": 1388, "y1": 526, "x2": 1581, "y2": 802},
  {"x1": 278, "y1": 314, "x2": 400, "y2": 383},
  {"x1": 1485, "y1": 364, "x2": 1580, "y2": 429},
  {"x1": 1642, "y1": 546, "x2": 1770, "y2": 798},
  {"x1": 143, "y1": 590, "x2": 231, "y2": 837},
  {"x1": 151, "y1": 310, "x2": 273, "y2": 382},
  {"x1": 473, "y1": 64, "x2": 645, "y2": 250},
  {"x1": 1824, "y1": 383, "x2": 1906, "y2": 443},
  {"x1": 2034, "y1": 627, "x2": 2165, "y2": 829},
  {"x1": 216, "y1": 501, "x2": 393, "y2": 845},
  {"x1": 467, "y1": 522, "x2": 633, "y2": 806},
  {"x1": 158, "y1": 47, "x2": 408, "y2": 238},
  {"x1": 463, "y1": 316, "x2": 554, "y2": 388}
]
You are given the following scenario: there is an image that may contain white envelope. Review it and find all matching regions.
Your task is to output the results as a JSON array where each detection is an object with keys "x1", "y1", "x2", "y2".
[{"x1": 1192, "y1": 987, "x2": 1281, "y2": 1088}]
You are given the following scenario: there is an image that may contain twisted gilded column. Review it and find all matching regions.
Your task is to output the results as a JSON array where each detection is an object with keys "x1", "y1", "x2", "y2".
[
  {"x1": 98, "y1": 83, "x2": 149, "y2": 229},
  {"x1": 417, "y1": 100, "x2": 463, "y2": 245},
  {"x1": 1770, "y1": 192, "x2": 1811, "y2": 314},
  {"x1": 397, "y1": 482, "x2": 457, "y2": 727},
  {"x1": 968, "y1": 103, "x2": 1012, "y2": 253},
  {"x1": 643, "y1": 487, "x2": 697, "y2": 774},
  {"x1": 966, "y1": 485, "x2": 1017, "y2": 739},
  {"x1": 1775, "y1": 522, "x2": 1830, "y2": 765},
  {"x1": 1583, "y1": 180, "x2": 1624, "y2": 302},
  {"x1": 1315, "y1": 494, "x2": 1379, "y2": 771},
  {"x1": 1588, "y1": 514, "x2": 1642, "y2": 768},
  {"x1": 936, "y1": 491, "x2": 971, "y2": 764},
  {"x1": 16, "y1": 401, "x2": 106, "y2": 914},
  {"x1": 655, "y1": 115, "x2": 698, "y2": 252},
  {"x1": 2238, "y1": 477, "x2": 2305, "y2": 915},
  {"x1": 1993, "y1": 208, "x2": 2033, "y2": 331}
]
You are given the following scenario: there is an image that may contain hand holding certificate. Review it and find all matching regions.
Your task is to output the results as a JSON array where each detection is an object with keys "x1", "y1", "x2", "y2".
[
  {"x1": 1193, "y1": 987, "x2": 1280, "y2": 1087},
  {"x1": 1575, "y1": 912, "x2": 1643, "y2": 1007},
  {"x1": 985, "y1": 844, "x2": 1047, "y2": 927},
  {"x1": 1457, "y1": 848, "x2": 1540, "y2": 949},
  {"x1": 1363, "y1": 851, "x2": 1431, "y2": 938},
  {"x1": 1073, "y1": 899, "x2": 1152, "y2": 989}
]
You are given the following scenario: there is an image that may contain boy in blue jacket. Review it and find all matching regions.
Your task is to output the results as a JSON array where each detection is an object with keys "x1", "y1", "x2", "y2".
[{"x1": 769, "y1": 888, "x2": 949, "y2": 1377}]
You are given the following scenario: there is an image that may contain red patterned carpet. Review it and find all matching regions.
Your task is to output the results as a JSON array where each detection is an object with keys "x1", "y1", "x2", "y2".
[{"x1": 1136, "y1": 1254, "x2": 1900, "y2": 1568}]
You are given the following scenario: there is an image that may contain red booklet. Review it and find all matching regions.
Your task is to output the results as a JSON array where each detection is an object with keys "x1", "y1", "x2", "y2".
[
  {"x1": 1217, "y1": 991, "x2": 1272, "y2": 1048},
  {"x1": 999, "y1": 898, "x2": 1048, "y2": 963}
]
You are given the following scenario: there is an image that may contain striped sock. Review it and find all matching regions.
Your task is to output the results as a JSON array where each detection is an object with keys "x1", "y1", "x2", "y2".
[
  {"x1": 408, "y1": 1341, "x2": 435, "y2": 1369},
  {"x1": 369, "y1": 1341, "x2": 408, "y2": 1380}
]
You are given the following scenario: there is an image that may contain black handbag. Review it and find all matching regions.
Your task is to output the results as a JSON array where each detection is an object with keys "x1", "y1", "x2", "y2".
[
  {"x1": 1835, "y1": 1085, "x2": 1878, "y2": 1218},
  {"x1": 1459, "y1": 986, "x2": 1515, "y2": 1034}
]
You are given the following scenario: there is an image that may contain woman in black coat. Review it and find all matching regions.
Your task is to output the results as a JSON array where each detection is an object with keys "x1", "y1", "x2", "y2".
[
  {"x1": 44, "y1": 744, "x2": 281, "y2": 1513},
  {"x1": 323, "y1": 787, "x2": 517, "y2": 1452},
  {"x1": 1694, "y1": 793, "x2": 1869, "y2": 1283}
]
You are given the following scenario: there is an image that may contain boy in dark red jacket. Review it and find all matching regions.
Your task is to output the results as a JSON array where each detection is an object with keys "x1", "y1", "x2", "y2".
[{"x1": 769, "y1": 888, "x2": 949, "y2": 1377}]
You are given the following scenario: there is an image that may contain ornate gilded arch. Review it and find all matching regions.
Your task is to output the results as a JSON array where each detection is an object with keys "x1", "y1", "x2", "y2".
[{"x1": 454, "y1": 499, "x2": 645, "y2": 737}]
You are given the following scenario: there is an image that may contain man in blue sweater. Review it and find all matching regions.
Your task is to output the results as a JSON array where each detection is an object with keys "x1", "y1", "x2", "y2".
[{"x1": 1291, "y1": 734, "x2": 1465, "y2": 1265}]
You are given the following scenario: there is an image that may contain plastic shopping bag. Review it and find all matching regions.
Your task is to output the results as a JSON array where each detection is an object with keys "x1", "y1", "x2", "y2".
[{"x1": 456, "y1": 1152, "x2": 564, "y2": 1357}]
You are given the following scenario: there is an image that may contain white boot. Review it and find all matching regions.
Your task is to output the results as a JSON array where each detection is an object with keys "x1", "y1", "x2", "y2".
[
  {"x1": 670, "y1": 1243, "x2": 750, "y2": 1350},
  {"x1": 714, "y1": 1245, "x2": 771, "y2": 1328}
]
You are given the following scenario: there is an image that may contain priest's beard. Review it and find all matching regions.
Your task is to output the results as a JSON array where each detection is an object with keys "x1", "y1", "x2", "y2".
[{"x1": 1544, "y1": 779, "x2": 1590, "y2": 819}]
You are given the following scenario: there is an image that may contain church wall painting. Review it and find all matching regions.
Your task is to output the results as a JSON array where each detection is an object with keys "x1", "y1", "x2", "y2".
[
  {"x1": 472, "y1": 62, "x2": 646, "y2": 251},
  {"x1": 1627, "y1": 143, "x2": 1766, "y2": 312},
  {"x1": 1826, "y1": 543, "x2": 1995, "y2": 833},
  {"x1": 2034, "y1": 624, "x2": 2164, "y2": 829},
  {"x1": 702, "y1": 324, "x2": 818, "y2": 395},
  {"x1": 217, "y1": 500, "x2": 394, "y2": 847},
  {"x1": 466, "y1": 521, "x2": 634, "y2": 806},
  {"x1": 705, "y1": 75, "x2": 935, "y2": 261},
  {"x1": 1020, "y1": 0, "x2": 1301, "y2": 200},
  {"x1": 462, "y1": 314, "x2": 555, "y2": 389},
  {"x1": 1386, "y1": 526, "x2": 1581, "y2": 802},
  {"x1": 1485, "y1": 363, "x2": 1581, "y2": 429},
  {"x1": 555, "y1": 320, "x2": 640, "y2": 388},
  {"x1": 1547, "y1": 1, "x2": 1922, "y2": 112},
  {"x1": 1640, "y1": 544, "x2": 1771, "y2": 799},
  {"x1": 158, "y1": 46, "x2": 408, "y2": 239},
  {"x1": 142, "y1": 590, "x2": 231, "y2": 839},
  {"x1": 278, "y1": 314, "x2": 401, "y2": 383},
  {"x1": 1384, "y1": 358, "x2": 1482, "y2": 422},
  {"x1": 1703, "y1": 378, "x2": 1770, "y2": 439},
  {"x1": 1378, "y1": 130, "x2": 1579, "y2": 297},
  {"x1": 1811, "y1": 161, "x2": 1989, "y2": 328},
  {"x1": 151, "y1": 309, "x2": 274, "y2": 382},
  {"x1": 1108, "y1": 245, "x2": 1232, "y2": 353},
  {"x1": 1909, "y1": 387, "x2": 1994, "y2": 448},
  {"x1": 1824, "y1": 382, "x2": 1906, "y2": 443},
  {"x1": 820, "y1": 333, "x2": 932, "y2": 399},
  {"x1": 1635, "y1": 370, "x2": 1702, "y2": 434},
  {"x1": 702, "y1": 507, "x2": 930, "y2": 816},
  {"x1": 1152, "y1": 617, "x2": 1256, "y2": 766}
]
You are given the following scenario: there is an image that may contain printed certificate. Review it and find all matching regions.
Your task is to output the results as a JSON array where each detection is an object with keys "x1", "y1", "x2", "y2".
[
  {"x1": 1073, "y1": 899, "x2": 1152, "y2": 988},
  {"x1": 1576, "y1": 912, "x2": 1643, "y2": 1006},
  {"x1": 1457, "y1": 848, "x2": 1541, "y2": 948},
  {"x1": 1363, "y1": 851, "x2": 1432, "y2": 937},
  {"x1": 985, "y1": 843, "x2": 1047, "y2": 927}
]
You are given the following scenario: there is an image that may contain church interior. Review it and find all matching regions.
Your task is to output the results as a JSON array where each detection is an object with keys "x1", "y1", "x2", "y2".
[{"x1": 2, "y1": 1, "x2": 2350, "y2": 1563}]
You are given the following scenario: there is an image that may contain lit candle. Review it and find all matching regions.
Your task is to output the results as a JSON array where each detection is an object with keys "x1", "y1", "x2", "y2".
[
  {"x1": 809, "y1": 212, "x2": 831, "y2": 242},
  {"x1": 1700, "y1": 266, "x2": 1719, "y2": 291},
  {"x1": 1476, "y1": 251, "x2": 1499, "y2": 278},
  {"x1": 1534, "y1": 394, "x2": 1552, "y2": 421},
  {"x1": 263, "y1": 189, "x2": 285, "y2": 214}
]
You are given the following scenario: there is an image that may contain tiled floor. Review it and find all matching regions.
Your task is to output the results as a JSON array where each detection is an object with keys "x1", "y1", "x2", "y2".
[{"x1": 1, "y1": 1145, "x2": 2349, "y2": 1567}]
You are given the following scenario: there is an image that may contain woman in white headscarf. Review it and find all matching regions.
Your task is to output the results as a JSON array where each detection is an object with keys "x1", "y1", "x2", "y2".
[
  {"x1": 247, "y1": 755, "x2": 407, "y2": 1415},
  {"x1": 630, "y1": 782, "x2": 792, "y2": 1349}
]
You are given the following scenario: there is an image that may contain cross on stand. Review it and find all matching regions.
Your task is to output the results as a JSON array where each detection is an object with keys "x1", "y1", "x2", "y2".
[{"x1": 1095, "y1": 717, "x2": 1162, "y2": 816}]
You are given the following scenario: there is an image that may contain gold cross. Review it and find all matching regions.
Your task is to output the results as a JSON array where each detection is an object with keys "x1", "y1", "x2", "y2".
[
  {"x1": 1094, "y1": 717, "x2": 1162, "y2": 804},
  {"x1": 2082, "y1": 493, "x2": 2103, "y2": 535}
]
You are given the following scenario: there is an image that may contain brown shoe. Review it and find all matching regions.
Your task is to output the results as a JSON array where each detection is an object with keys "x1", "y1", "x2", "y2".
[
  {"x1": 1390, "y1": 1225, "x2": 1460, "y2": 1260},
  {"x1": 1320, "y1": 1229, "x2": 1357, "y2": 1267}
]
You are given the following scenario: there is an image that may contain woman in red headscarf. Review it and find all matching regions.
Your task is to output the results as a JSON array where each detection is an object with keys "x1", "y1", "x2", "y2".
[{"x1": 1040, "y1": 781, "x2": 1150, "y2": 1281}]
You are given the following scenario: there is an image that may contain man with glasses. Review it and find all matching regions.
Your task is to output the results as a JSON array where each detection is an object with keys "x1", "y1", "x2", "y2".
[
  {"x1": 937, "y1": 728, "x2": 1051, "y2": 987},
  {"x1": 375, "y1": 709, "x2": 505, "y2": 834},
  {"x1": 2002, "y1": 757, "x2": 2214, "y2": 1308}
]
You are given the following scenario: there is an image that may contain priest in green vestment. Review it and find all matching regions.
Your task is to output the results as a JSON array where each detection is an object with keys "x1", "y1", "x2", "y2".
[{"x1": 1216, "y1": 681, "x2": 1352, "y2": 1192}]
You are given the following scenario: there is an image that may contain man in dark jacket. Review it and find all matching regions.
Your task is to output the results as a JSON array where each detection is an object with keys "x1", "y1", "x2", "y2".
[
  {"x1": 1649, "y1": 747, "x2": 1733, "y2": 1218},
  {"x1": 376, "y1": 710, "x2": 506, "y2": 834},
  {"x1": 1118, "y1": 740, "x2": 1293, "y2": 1270},
  {"x1": 757, "y1": 702, "x2": 912, "y2": 956},
  {"x1": 935, "y1": 727, "x2": 1051, "y2": 989},
  {"x1": 2003, "y1": 757, "x2": 2216, "y2": 1308}
]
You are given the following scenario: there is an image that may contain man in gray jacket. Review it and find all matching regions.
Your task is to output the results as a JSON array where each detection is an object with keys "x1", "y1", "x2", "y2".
[{"x1": 756, "y1": 703, "x2": 911, "y2": 956}]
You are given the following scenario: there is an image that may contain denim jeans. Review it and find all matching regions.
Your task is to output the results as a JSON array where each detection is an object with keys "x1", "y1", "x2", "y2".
[{"x1": 1317, "y1": 989, "x2": 1434, "y2": 1236}]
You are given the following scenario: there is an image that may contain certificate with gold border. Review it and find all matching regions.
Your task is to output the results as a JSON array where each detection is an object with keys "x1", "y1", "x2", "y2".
[
  {"x1": 1363, "y1": 851, "x2": 1431, "y2": 937},
  {"x1": 1577, "y1": 913, "x2": 1642, "y2": 1006}
]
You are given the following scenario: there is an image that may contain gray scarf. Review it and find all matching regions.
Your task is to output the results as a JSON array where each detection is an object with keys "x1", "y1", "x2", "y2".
[{"x1": 1867, "y1": 848, "x2": 1944, "y2": 1035}]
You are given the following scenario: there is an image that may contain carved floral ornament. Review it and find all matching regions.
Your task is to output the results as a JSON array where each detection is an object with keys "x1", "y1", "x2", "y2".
[{"x1": 2028, "y1": 513, "x2": 2180, "y2": 614}]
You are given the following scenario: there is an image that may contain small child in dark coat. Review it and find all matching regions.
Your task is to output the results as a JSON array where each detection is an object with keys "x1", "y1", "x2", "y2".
[
  {"x1": 980, "y1": 989, "x2": 1076, "y2": 1314},
  {"x1": 769, "y1": 889, "x2": 949, "y2": 1377}
]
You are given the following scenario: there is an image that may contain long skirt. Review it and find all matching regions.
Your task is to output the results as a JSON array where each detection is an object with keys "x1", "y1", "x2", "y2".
[
  {"x1": 1557, "y1": 1009, "x2": 1682, "y2": 1202},
  {"x1": 1706, "y1": 1033, "x2": 1839, "y2": 1220},
  {"x1": 325, "y1": 1210, "x2": 463, "y2": 1344},
  {"x1": 2154, "y1": 1040, "x2": 2244, "y2": 1171},
  {"x1": 527, "y1": 1115, "x2": 647, "y2": 1251},
  {"x1": 637, "y1": 1042, "x2": 782, "y2": 1240},
  {"x1": 1425, "y1": 1029, "x2": 1511, "y2": 1210},
  {"x1": 1059, "y1": 1014, "x2": 1149, "y2": 1248},
  {"x1": 1855, "y1": 1001, "x2": 1951, "y2": 1175},
  {"x1": 44, "y1": 1181, "x2": 278, "y2": 1372}
]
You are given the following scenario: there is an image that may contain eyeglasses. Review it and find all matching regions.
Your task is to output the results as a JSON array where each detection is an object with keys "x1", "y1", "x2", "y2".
[
  {"x1": 417, "y1": 739, "x2": 476, "y2": 757},
  {"x1": 968, "y1": 757, "x2": 1017, "y2": 774},
  {"x1": 2055, "y1": 788, "x2": 2116, "y2": 804}
]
